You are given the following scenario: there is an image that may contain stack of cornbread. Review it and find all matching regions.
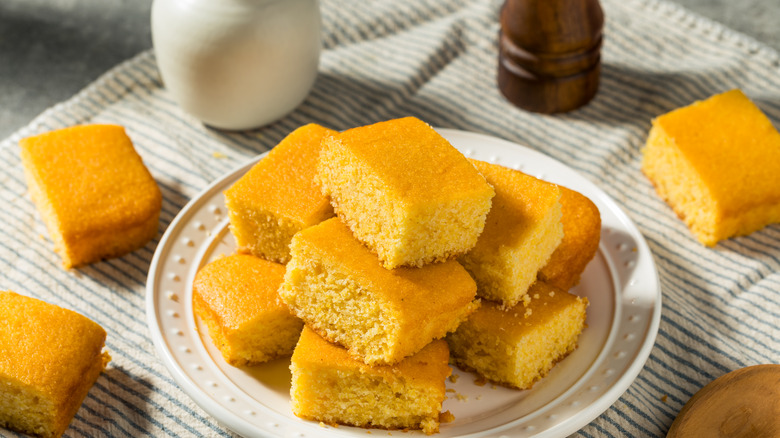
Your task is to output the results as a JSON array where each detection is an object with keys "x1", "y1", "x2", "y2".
[
  {"x1": 193, "y1": 124, "x2": 336, "y2": 367},
  {"x1": 448, "y1": 161, "x2": 597, "y2": 391},
  {"x1": 195, "y1": 117, "x2": 600, "y2": 434}
]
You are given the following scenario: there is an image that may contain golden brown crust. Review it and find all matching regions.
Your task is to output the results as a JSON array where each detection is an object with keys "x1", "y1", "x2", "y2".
[
  {"x1": 19, "y1": 124, "x2": 161, "y2": 268},
  {"x1": 192, "y1": 254, "x2": 302, "y2": 366},
  {"x1": 461, "y1": 160, "x2": 564, "y2": 306},
  {"x1": 224, "y1": 124, "x2": 337, "y2": 263},
  {"x1": 0, "y1": 290, "x2": 108, "y2": 438},
  {"x1": 641, "y1": 89, "x2": 780, "y2": 245},
  {"x1": 446, "y1": 282, "x2": 587, "y2": 390},
  {"x1": 290, "y1": 327, "x2": 449, "y2": 434},
  {"x1": 280, "y1": 217, "x2": 478, "y2": 365},
  {"x1": 537, "y1": 186, "x2": 601, "y2": 291},
  {"x1": 317, "y1": 117, "x2": 495, "y2": 269}
]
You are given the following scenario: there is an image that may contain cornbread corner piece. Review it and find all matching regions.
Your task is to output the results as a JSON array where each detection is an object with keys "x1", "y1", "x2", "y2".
[
  {"x1": 193, "y1": 253, "x2": 303, "y2": 366},
  {"x1": 279, "y1": 217, "x2": 480, "y2": 366},
  {"x1": 317, "y1": 116, "x2": 495, "y2": 269},
  {"x1": 538, "y1": 186, "x2": 601, "y2": 291},
  {"x1": 0, "y1": 290, "x2": 110, "y2": 438},
  {"x1": 446, "y1": 282, "x2": 587, "y2": 390},
  {"x1": 290, "y1": 327, "x2": 451, "y2": 435},
  {"x1": 19, "y1": 124, "x2": 162, "y2": 269},
  {"x1": 642, "y1": 89, "x2": 780, "y2": 246},
  {"x1": 224, "y1": 124, "x2": 337, "y2": 264},
  {"x1": 459, "y1": 160, "x2": 563, "y2": 308}
]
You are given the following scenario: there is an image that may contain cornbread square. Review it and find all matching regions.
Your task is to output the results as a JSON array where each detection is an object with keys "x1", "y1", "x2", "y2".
[
  {"x1": 538, "y1": 186, "x2": 601, "y2": 291},
  {"x1": 279, "y1": 217, "x2": 480, "y2": 365},
  {"x1": 642, "y1": 89, "x2": 780, "y2": 246},
  {"x1": 459, "y1": 160, "x2": 563, "y2": 307},
  {"x1": 224, "y1": 124, "x2": 337, "y2": 264},
  {"x1": 0, "y1": 290, "x2": 110, "y2": 438},
  {"x1": 193, "y1": 254, "x2": 303, "y2": 366},
  {"x1": 317, "y1": 117, "x2": 495, "y2": 269},
  {"x1": 446, "y1": 282, "x2": 587, "y2": 389},
  {"x1": 19, "y1": 124, "x2": 162, "y2": 269},
  {"x1": 290, "y1": 327, "x2": 451, "y2": 435}
]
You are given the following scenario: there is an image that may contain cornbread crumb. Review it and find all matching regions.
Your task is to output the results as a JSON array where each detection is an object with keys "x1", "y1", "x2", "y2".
[
  {"x1": 0, "y1": 290, "x2": 110, "y2": 438},
  {"x1": 642, "y1": 89, "x2": 780, "y2": 246},
  {"x1": 193, "y1": 254, "x2": 303, "y2": 366},
  {"x1": 460, "y1": 160, "x2": 563, "y2": 307},
  {"x1": 317, "y1": 117, "x2": 495, "y2": 269},
  {"x1": 448, "y1": 374, "x2": 460, "y2": 383},
  {"x1": 280, "y1": 218, "x2": 479, "y2": 365},
  {"x1": 225, "y1": 124, "x2": 336, "y2": 263},
  {"x1": 19, "y1": 124, "x2": 162, "y2": 269},
  {"x1": 290, "y1": 328, "x2": 450, "y2": 435},
  {"x1": 447, "y1": 282, "x2": 587, "y2": 389},
  {"x1": 439, "y1": 411, "x2": 455, "y2": 423}
]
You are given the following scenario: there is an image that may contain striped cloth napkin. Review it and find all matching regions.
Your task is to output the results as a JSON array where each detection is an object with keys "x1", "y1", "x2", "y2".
[{"x1": 1, "y1": 0, "x2": 778, "y2": 436}]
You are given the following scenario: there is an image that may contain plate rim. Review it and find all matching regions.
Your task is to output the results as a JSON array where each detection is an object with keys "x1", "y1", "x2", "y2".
[{"x1": 145, "y1": 128, "x2": 662, "y2": 438}]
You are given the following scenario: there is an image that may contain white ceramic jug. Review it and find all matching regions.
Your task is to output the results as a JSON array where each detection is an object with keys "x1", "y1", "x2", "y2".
[{"x1": 151, "y1": 0, "x2": 321, "y2": 130}]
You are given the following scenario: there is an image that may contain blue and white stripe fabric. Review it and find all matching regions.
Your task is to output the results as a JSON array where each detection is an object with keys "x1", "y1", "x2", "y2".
[{"x1": 1, "y1": 0, "x2": 778, "y2": 436}]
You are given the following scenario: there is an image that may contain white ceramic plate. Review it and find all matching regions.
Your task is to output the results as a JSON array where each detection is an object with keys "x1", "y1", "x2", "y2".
[{"x1": 146, "y1": 129, "x2": 661, "y2": 438}]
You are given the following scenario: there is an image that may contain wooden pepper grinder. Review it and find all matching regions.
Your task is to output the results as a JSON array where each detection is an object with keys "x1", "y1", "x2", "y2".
[{"x1": 498, "y1": 0, "x2": 604, "y2": 114}]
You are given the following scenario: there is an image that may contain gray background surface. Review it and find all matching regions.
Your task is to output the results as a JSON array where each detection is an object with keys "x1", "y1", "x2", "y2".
[{"x1": 1, "y1": 0, "x2": 778, "y2": 139}]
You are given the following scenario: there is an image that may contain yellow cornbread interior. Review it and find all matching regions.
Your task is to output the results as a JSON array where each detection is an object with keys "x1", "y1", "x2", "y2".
[
  {"x1": 290, "y1": 327, "x2": 450, "y2": 435},
  {"x1": 460, "y1": 160, "x2": 563, "y2": 307},
  {"x1": 279, "y1": 218, "x2": 479, "y2": 366},
  {"x1": 538, "y1": 186, "x2": 601, "y2": 291},
  {"x1": 317, "y1": 117, "x2": 495, "y2": 269},
  {"x1": 19, "y1": 124, "x2": 162, "y2": 269},
  {"x1": 0, "y1": 290, "x2": 110, "y2": 438},
  {"x1": 193, "y1": 254, "x2": 303, "y2": 366},
  {"x1": 225, "y1": 123, "x2": 337, "y2": 263},
  {"x1": 446, "y1": 282, "x2": 587, "y2": 389},
  {"x1": 642, "y1": 89, "x2": 780, "y2": 246}
]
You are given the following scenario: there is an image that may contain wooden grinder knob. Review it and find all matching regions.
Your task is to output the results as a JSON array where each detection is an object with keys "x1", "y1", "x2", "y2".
[{"x1": 498, "y1": 0, "x2": 604, "y2": 114}]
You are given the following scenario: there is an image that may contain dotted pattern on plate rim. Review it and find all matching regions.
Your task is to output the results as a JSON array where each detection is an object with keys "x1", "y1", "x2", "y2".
[
  {"x1": 470, "y1": 147, "x2": 651, "y2": 433},
  {"x1": 155, "y1": 193, "x2": 301, "y2": 436}
]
